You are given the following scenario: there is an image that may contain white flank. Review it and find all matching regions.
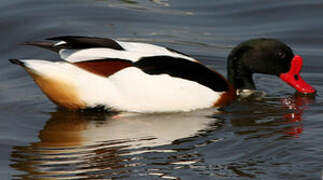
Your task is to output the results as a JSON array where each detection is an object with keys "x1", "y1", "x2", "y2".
[
  {"x1": 59, "y1": 41, "x2": 197, "y2": 63},
  {"x1": 104, "y1": 67, "x2": 222, "y2": 112},
  {"x1": 20, "y1": 60, "x2": 222, "y2": 112}
]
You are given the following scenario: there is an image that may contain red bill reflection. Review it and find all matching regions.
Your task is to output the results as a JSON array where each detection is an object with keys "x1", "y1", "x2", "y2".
[{"x1": 281, "y1": 94, "x2": 315, "y2": 137}]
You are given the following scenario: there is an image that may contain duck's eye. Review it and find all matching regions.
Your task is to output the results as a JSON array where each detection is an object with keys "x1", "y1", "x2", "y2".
[
  {"x1": 277, "y1": 50, "x2": 286, "y2": 59},
  {"x1": 294, "y1": 74, "x2": 299, "y2": 80}
]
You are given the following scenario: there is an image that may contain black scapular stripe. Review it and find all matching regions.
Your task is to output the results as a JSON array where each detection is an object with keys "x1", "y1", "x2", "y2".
[
  {"x1": 134, "y1": 56, "x2": 229, "y2": 92},
  {"x1": 47, "y1": 36, "x2": 125, "y2": 50}
]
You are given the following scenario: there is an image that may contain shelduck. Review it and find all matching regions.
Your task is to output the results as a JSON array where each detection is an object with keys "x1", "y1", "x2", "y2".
[{"x1": 9, "y1": 36, "x2": 316, "y2": 112}]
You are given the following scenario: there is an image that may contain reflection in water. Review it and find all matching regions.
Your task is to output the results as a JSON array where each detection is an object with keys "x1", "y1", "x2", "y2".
[
  {"x1": 227, "y1": 93, "x2": 315, "y2": 138},
  {"x1": 10, "y1": 110, "x2": 220, "y2": 179},
  {"x1": 281, "y1": 94, "x2": 315, "y2": 136},
  {"x1": 203, "y1": 94, "x2": 316, "y2": 178},
  {"x1": 10, "y1": 94, "x2": 315, "y2": 179}
]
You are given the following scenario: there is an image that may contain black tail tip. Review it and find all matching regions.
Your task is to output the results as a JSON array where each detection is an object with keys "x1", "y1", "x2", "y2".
[{"x1": 9, "y1": 59, "x2": 25, "y2": 67}]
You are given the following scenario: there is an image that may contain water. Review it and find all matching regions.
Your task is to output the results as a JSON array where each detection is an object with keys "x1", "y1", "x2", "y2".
[{"x1": 1, "y1": 0, "x2": 323, "y2": 179}]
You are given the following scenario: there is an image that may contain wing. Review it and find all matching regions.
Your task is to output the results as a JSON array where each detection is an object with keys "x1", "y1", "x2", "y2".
[
  {"x1": 22, "y1": 36, "x2": 228, "y2": 92},
  {"x1": 47, "y1": 36, "x2": 125, "y2": 50},
  {"x1": 22, "y1": 36, "x2": 124, "y2": 52},
  {"x1": 73, "y1": 58, "x2": 133, "y2": 77},
  {"x1": 72, "y1": 55, "x2": 229, "y2": 92},
  {"x1": 134, "y1": 56, "x2": 229, "y2": 92},
  {"x1": 24, "y1": 36, "x2": 197, "y2": 63}
]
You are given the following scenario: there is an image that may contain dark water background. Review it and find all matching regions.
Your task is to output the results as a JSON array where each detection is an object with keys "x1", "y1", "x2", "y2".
[{"x1": 1, "y1": 0, "x2": 323, "y2": 179}]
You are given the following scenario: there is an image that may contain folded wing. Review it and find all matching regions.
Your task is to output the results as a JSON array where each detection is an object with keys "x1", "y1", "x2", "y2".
[{"x1": 23, "y1": 36, "x2": 229, "y2": 92}]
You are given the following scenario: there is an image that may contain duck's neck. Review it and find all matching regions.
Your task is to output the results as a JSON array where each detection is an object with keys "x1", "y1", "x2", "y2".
[{"x1": 227, "y1": 54, "x2": 256, "y2": 90}]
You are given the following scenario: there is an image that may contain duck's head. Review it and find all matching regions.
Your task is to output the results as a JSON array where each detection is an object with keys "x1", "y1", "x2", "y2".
[{"x1": 227, "y1": 38, "x2": 316, "y2": 95}]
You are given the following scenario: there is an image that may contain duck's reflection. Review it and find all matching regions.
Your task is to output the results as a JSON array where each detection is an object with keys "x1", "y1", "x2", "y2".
[
  {"x1": 11, "y1": 109, "x2": 219, "y2": 179},
  {"x1": 227, "y1": 93, "x2": 315, "y2": 138},
  {"x1": 10, "y1": 94, "x2": 315, "y2": 179}
]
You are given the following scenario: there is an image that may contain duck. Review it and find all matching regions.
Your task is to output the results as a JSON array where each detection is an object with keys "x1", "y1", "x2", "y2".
[{"x1": 9, "y1": 36, "x2": 316, "y2": 112}]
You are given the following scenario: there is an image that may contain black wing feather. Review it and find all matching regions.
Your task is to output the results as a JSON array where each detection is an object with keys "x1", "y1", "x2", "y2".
[
  {"x1": 47, "y1": 36, "x2": 125, "y2": 50},
  {"x1": 22, "y1": 41, "x2": 60, "y2": 52},
  {"x1": 23, "y1": 36, "x2": 125, "y2": 52},
  {"x1": 134, "y1": 56, "x2": 229, "y2": 92}
]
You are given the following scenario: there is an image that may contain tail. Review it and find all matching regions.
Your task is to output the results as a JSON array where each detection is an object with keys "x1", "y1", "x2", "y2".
[
  {"x1": 9, "y1": 59, "x2": 26, "y2": 67},
  {"x1": 9, "y1": 58, "x2": 71, "y2": 76},
  {"x1": 8, "y1": 58, "x2": 88, "y2": 110}
]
